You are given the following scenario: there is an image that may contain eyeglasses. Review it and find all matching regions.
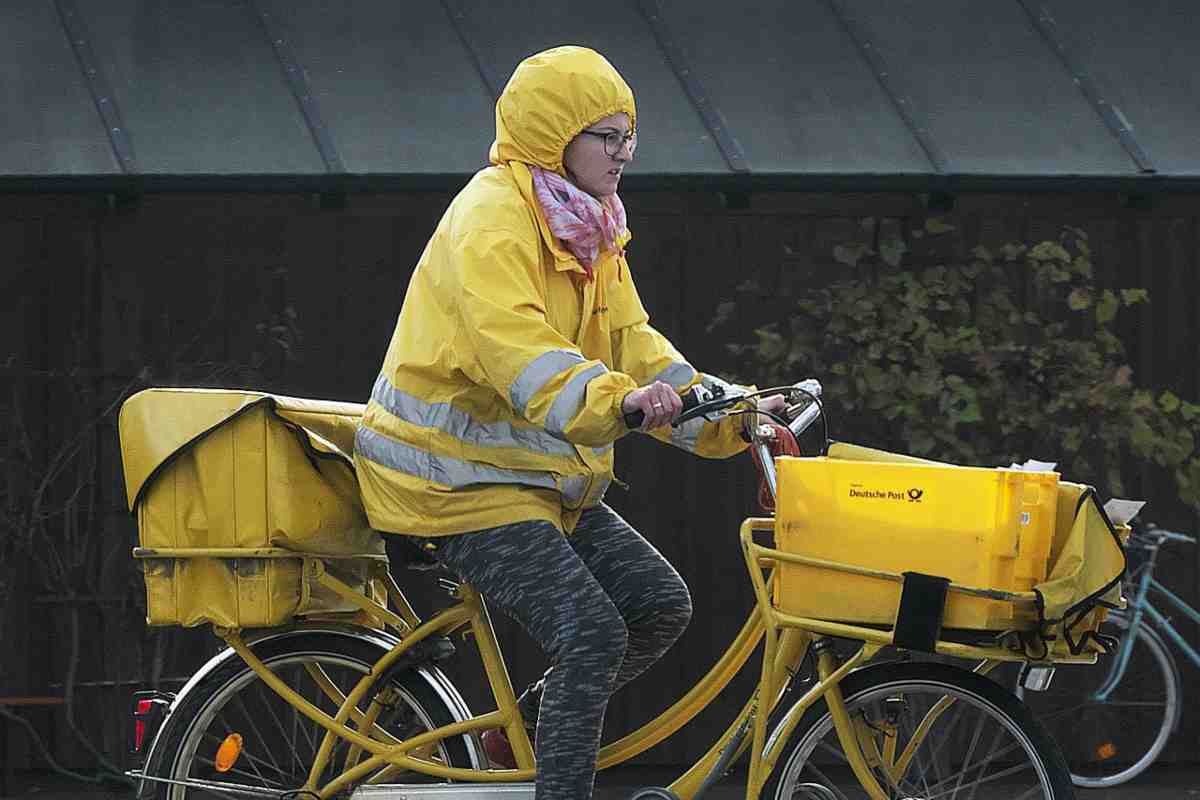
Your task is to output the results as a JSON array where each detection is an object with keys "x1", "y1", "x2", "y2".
[{"x1": 580, "y1": 129, "x2": 637, "y2": 157}]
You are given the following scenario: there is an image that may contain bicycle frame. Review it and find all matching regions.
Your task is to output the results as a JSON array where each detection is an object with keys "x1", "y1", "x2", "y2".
[
  {"x1": 1096, "y1": 553, "x2": 1200, "y2": 700},
  {"x1": 202, "y1": 518, "x2": 1069, "y2": 800},
  {"x1": 214, "y1": 557, "x2": 797, "y2": 800}
]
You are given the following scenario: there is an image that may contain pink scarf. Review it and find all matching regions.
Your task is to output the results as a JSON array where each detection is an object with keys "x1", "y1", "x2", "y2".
[{"x1": 530, "y1": 165, "x2": 627, "y2": 281}]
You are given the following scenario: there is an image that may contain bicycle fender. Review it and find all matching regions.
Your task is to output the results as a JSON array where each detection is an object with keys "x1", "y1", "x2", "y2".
[{"x1": 137, "y1": 623, "x2": 483, "y2": 790}]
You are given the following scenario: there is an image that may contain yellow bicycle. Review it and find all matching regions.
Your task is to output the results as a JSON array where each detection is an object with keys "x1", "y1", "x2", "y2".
[{"x1": 119, "y1": 381, "x2": 1124, "y2": 800}]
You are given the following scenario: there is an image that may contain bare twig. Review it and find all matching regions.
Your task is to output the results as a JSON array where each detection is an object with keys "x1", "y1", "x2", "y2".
[{"x1": 60, "y1": 602, "x2": 129, "y2": 781}]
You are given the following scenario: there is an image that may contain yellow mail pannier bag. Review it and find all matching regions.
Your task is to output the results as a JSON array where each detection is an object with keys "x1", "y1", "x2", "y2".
[{"x1": 119, "y1": 388, "x2": 385, "y2": 629}]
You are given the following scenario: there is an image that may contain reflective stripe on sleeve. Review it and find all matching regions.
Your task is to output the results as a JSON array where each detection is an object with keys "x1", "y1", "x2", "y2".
[
  {"x1": 510, "y1": 349, "x2": 587, "y2": 416},
  {"x1": 545, "y1": 363, "x2": 608, "y2": 439},
  {"x1": 652, "y1": 362, "x2": 697, "y2": 390}
]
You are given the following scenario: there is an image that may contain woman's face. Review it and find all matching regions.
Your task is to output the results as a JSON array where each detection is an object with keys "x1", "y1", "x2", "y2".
[{"x1": 562, "y1": 112, "x2": 635, "y2": 198}]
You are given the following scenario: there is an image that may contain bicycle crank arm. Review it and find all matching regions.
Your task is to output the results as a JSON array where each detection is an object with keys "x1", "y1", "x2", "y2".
[{"x1": 126, "y1": 769, "x2": 293, "y2": 798}]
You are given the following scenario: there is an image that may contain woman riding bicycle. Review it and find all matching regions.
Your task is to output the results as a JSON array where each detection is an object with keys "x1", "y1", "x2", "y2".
[{"x1": 353, "y1": 45, "x2": 782, "y2": 800}]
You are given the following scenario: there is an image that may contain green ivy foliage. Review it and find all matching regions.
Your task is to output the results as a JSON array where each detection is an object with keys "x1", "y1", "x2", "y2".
[{"x1": 711, "y1": 223, "x2": 1200, "y2": 509}]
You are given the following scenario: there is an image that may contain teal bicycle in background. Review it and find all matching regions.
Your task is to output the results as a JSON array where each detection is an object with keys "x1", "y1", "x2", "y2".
[{"x1": 1018, "y1": 523, "x2": 1197, "y2": 788}]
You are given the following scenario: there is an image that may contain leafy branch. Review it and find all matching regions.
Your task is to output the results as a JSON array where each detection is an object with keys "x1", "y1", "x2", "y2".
[{"x1": 712, "y1": 224, "x2": 1200, "y2": 508}]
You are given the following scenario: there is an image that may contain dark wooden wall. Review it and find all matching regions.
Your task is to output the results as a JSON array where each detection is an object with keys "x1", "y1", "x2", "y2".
[{"x1": 1, "y1": 189, "x2": 1198, "y2": 771}]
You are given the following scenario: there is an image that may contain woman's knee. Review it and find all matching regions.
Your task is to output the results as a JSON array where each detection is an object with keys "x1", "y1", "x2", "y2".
[
  {"x1": 653, "y1": 584, "x2": 693, "y2": 640},
  {"x1": 669, "y1": 585, "x2": 694, "y2": 628},
  {"x1": 556, "y1": 601, "x2": 629, "y2": 672}
]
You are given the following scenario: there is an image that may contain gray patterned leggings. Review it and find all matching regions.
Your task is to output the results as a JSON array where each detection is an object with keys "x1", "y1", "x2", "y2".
[{"x1": 414, "y1": 504, "x2": 693, "y2": 800}]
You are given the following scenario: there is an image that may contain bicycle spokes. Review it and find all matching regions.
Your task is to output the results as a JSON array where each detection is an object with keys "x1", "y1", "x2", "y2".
[{"x1": 772, "y1": 667, "x2": 1064, "y2": 799}]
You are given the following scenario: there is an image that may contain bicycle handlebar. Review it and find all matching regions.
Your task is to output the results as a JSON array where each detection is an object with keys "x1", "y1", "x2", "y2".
[
  {"x1": 624, "y1": 378, "x2": 825, "y2": 509},
  {"x1": 623, "y1": 379, "x2": 825, "y2": 442},
  {"x1": 1142, "y1": 525, "x2": 1197, "y2": 545}
]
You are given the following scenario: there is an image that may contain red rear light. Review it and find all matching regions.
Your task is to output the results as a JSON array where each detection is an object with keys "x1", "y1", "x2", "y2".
[
  {"x1": 133, "y1": 698, "x2": 154, "y2": 750},
  {"x1": 130, "y1": 691, "x2": 173, "y2": 760}
]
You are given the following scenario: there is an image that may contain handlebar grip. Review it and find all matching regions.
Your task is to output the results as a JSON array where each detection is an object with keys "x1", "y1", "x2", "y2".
[{"x1": 623, "y1": 388, "x2": 702, "y2": 429}]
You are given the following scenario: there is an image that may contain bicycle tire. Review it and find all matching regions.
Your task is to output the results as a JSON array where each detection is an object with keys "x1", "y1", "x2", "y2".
[
  {"x1": 142, "y1": 631, "x2": 476, "y2": 799},
  {"x1": 1016, "y1": 610, "x2": 1180, "y2": 788},
  {"x1": 762, "y1": 662, "x2": 1075, "y2": 799}
]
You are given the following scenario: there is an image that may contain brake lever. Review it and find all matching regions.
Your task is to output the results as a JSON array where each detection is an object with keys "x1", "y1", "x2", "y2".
[
  {"x1": 673, "y1": 382, "x2": 748, "y2": 426},
  {"x1": 673, "y1": 397, "x2": 739, "y2": 426}
]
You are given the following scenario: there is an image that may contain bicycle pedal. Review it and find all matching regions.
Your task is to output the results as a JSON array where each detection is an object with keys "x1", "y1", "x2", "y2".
[{"x1": 351, "y1": 782, "x2": 534, "y2": 799}]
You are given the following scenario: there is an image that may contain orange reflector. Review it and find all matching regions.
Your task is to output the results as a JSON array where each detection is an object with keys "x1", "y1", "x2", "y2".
[
  {"x1": 1096, "y1": 742, "x2": 1117, "y2": 761},
  {"x1": 215, "y1": 733, "x2": 244, "y2": 772}
]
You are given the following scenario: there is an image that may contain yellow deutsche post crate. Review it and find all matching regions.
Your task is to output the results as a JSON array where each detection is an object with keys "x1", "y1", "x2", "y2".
[{"x1": 773, "y1": 456, "x2": 1060, "y2": 630}]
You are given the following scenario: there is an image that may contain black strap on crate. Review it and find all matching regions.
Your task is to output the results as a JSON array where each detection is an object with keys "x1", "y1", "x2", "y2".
[{"x1": 894, "y1": 572, "x2": 951, "y2": 652}]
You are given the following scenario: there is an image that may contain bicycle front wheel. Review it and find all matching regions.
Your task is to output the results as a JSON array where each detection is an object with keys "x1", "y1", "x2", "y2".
[
  {"x1": 763, "y1": 662, "x2": 1074, "y2": 799},
  {"x1": 1016, "y1": 610, "x2": 1180, "y2": 788},
  {"x1": 143, "y1": 630, "x2": 478, "y2": 799}
]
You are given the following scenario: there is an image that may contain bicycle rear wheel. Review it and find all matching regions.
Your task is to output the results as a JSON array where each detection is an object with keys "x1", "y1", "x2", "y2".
[
  {"x1": 1016, "y1": 610, "x2": 1180, "y2": 788},
  {"x1": 763, "y1": 662, "x2": 1074, "y2": 799},
  {"x1": 142, "y1": 630, "x2": 479, "y2": 799}
]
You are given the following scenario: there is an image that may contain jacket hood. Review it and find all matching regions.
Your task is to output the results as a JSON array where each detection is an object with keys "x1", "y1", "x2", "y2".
[{"x1": 489, "y1": 46, "x2": 636, "y2": 175}]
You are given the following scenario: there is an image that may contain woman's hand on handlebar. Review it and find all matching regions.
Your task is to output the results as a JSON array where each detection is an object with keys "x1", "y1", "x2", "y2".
[
  {"x1": 742, "y1": 393, "x2": 788, "y2": 436},
  {"x1": 754, "y1": 394, "x2": 788, "y2": 419},
  {"x1": 621, "y1": 381, "x2": 683, "y2": 431}
]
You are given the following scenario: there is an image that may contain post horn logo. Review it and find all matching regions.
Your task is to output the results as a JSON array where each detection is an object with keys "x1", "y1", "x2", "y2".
[{"x1": 907, "y1": 488, "x2": 924, "y2": 502}]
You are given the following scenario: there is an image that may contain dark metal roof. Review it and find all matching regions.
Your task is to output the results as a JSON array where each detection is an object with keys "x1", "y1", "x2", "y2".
[{"x1": 3, "y1": 0, "x2": 1197, "y2": 191}]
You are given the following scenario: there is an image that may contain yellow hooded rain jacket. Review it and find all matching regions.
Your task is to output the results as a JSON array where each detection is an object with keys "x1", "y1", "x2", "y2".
[{"x1": 354, "y1": 46, "x2": 749, "y2": 536}]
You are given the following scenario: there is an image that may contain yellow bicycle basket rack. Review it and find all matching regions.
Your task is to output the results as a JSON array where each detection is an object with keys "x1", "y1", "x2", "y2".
[
  {"x1": 118, "y1": 388, "x2": 386, "y2": 629},
  {"x1": 772, "y1": 442, "x2": 1128, "y2": 661}
]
